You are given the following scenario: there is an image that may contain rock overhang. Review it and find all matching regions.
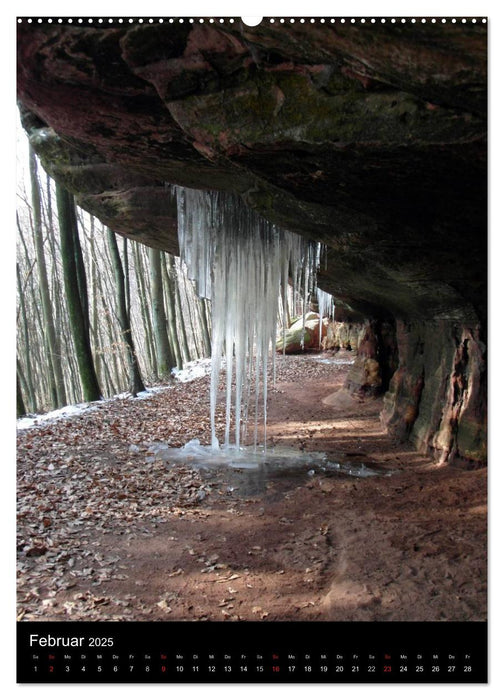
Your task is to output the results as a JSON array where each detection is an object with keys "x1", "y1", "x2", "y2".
[{"x1": 16, "y1": 20, "x2": 487, "y2": 324}]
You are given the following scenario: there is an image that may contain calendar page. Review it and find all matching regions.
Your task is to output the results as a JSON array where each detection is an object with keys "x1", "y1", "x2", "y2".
[{"x1": 15, "y1": 9, "x2": 488, "y2": 685}]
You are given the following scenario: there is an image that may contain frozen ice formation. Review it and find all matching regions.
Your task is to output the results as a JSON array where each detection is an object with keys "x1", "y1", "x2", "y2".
[
  {"x1": 316, "y1": 287, "x2": 334, "y2": 346},
  {"x1": 146, "y1": 438, "x2": 383, "y2": 478},
  {"x1": 176, "y1": 186, "x2": 322, "y2": 449}
]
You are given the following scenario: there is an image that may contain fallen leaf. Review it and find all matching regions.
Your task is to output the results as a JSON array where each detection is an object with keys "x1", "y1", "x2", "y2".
[{"x1": 25, "y1": 545, "x2": 48, "y2": 557}]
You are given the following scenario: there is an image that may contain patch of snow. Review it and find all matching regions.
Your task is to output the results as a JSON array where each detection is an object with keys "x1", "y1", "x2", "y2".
[
  {"x1": 311, "y1": 357, "x2": 355, "y2": 365},
  {"x1": 133, "y1": 386, "x2": 171, "y2": 399},
  {"x1": 172, "y1": 358, "x2": 213, "y2": 383},
  {"x1": 16, "y1": 385, "x2": 171, "y2": 431},
  {"x1": 16, "y1": 403, "x2": 97, "y2": 430}
]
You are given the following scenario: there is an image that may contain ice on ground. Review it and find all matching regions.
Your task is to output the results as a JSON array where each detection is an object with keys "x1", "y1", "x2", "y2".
[
  {"x1": 310, "y1": 357, "x2": 355, "y2": 365},
  {"x1": 146, "y1": 438, "x2": 382, "y2": 478},
  {"x1": 147, "y1": 438, "x2": 326, "y2": 470}
]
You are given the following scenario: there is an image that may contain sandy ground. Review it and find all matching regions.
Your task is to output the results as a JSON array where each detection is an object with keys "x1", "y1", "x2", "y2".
[{"x1": 16, "y1": 352, "x2": 487, "y2": 622}]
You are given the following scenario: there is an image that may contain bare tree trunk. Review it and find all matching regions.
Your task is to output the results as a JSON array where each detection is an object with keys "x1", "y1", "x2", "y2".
[
  {"x1": 16, "y1": 214, "x2": 44, "y2": 345},
  {"x1": 88, "y1": 217, "x2": 102, "y2": 388},
  {"x1": 16, "y1": 262, "x2": 37, "y2": 411},
  {"x1": 29, "y1": 145, "x2": 67, "y2": 408},
  {"x1": 43, "y1": 174, "x2": 69, "y2": 398},
  {"x1": 17, "y1": 366, "x2": 27, "y2": 418},
  {"x1": 123, "y1": 237, "x2": 131, "y2": 319},
  {"x1": 133, "y1": 242, "x2": 158, "y2": 378},
  {"x1": 93, "y1": 244, "x2": 122, "y2": 393},
  {"x1": 60, "y1": 320, "x2": 80, "y2": 404},
  {"x1": 56, "y1": 182, "x2": 101, "y2": 402},
  {"x1": 149, "y1": 247, "x2": 176, "y2": 378},
  {"x1": 98, "y1": 320, "x2": 117, "y2": 397},
  {"x1": 161, "y1": 252, "x2": 183, "y2": 369},
  {"x1": 169, "y1": 254, "x2": 191, "y2": 364},
  {"x1": 199, "y1": 297, "x2": 212, "y2": 358},
  {"x1": 106, "y1": 228, "x2": 146, "y2": 396},
  {"x1": 180, "y1": 275, "x2": 198, "y2": 358}
]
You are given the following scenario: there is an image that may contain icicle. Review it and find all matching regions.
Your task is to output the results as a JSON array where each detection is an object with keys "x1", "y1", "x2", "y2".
[
  {"x1": 317, "y1": 287, "x2": 334, "y2": 347},
  {"x1": 175, "y1": 186, "x2": 320, "y2": 450}
]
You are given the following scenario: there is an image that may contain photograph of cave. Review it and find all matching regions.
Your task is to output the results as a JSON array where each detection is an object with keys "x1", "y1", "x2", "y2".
[{"x1": 16, "y1": 15, "x2": 486, "y2": 639}]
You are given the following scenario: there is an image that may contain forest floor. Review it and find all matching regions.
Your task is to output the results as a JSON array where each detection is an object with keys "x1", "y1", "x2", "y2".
[{"x1": 16, "y1": 352, "x2": 487, "y2": 623}]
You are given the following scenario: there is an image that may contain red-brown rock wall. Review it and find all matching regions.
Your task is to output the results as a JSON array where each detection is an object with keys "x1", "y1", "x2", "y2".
[{"x1": 381, "y1": 321, "x2": 486, "y2": 465}]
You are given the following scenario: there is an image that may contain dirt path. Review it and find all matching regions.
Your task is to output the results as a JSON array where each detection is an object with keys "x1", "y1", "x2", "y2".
[{"x1": 16, "y1": 353, "x2": 487, "y2": 622}]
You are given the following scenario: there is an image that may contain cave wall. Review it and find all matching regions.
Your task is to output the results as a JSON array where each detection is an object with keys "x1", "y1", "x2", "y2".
[
  {"x1": 381, "y1": 321, "x2": 487, "y2": 465},
  {"x1": 344, "y1": 320, "x2": 397, "y2": 397},
  {"x1": 322, "y1": 321, "x2": 367, "y2": 353},
  {"x1": 16, "y1": 19, "x2": 487, "y2": 465},
  {"x1": 341, "y1": 318, "x2": 486, "y2": 465}
]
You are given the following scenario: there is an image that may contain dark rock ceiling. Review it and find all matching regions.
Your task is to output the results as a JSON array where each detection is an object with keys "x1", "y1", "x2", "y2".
[{"x1": 17, "y1": 20, "x2": 487, "y2": 324}]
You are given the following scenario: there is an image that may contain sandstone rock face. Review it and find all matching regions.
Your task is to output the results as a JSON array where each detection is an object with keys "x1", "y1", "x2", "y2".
[
  {"x1": 16, "y1": 21, "x2": 487, "y2": 465},
  {"x1": 345, "y1": 321, "x2": 397, "y2": 397},
  {"x1": 381, "y1": 321, "x2": 487, "y2": 465},
  {"x1": 276, "y1": 313, "x2": 327, "y2": 354},
  {"x1": 322, "y1": 322, "x2": 366, "y2": 352}
]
